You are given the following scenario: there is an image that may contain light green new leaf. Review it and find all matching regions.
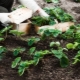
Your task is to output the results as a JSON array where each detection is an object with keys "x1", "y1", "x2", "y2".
[
  {"x1": 0, "y1": 38, "x2": 4, "y2": 42},
  {"x1": 11, "y1": 57, "x2": 21, "y2": 68},
  {"x1": 29, "y1": 47, "x2": 36, "y2": 55},
  {"x1": 66, "y1": 43, "x2": 74, "y2": 49},
  {"x1": 52, "y1": 0, "x2": 59, "y2": 3}
]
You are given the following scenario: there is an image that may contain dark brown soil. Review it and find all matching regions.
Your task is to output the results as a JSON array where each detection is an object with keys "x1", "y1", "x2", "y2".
[{"x1": 0, "y1": 0, "x2": 80, "y2": 80}]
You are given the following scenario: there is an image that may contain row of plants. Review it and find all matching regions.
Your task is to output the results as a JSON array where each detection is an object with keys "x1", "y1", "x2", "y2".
[
  {"x1": 0, "y1": 24, "x2": 80, "y2": 76},
  {"x1": 32, "y1": 7, "x2": 74, "y2": 26},
  {"x1": 0, "y1": 6, "x2": 80, "y2": 76}
]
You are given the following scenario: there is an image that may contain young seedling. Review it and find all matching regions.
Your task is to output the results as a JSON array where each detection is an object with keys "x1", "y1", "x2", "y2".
[
  {"x1": 33, "y1": 50, "x2": 50, "y2": 65},
  {"x1": 27, "y1": 37, "x2": 40, "y2": 46},
  {"x1": 11, "y1": 57, "x2": 35, "y2": 76},
  {"x1": 0, "y1": 38, "x2": 5, "y2": 42},
  {"x1": 0, "y1": 25, "x2": 12, "y2": 38},
  {"x1": 13, "y1": 47, "x2": 26, "y2": 56},
  {"x1": 18, "y1": 60, "x2": 35, "y2": 76},
  {"x1": 9, "y1": 30, "x2": 24, "y2": 38},
  {"x1": 51, "y1": 48, "x2": 69, "y2": 67},
  {"x1": 0, "y1": 46, "x2": 7, "y2": 60},
  {"x1": 66, "y1": 42, "x2": 79, "y2": 50},
  {"x1": 32, "y1": 16, "x2": 56, "y2": 26},
  {"x1": 29, "y1": 47, "x2": 36, "y2": 55},
  {"x1": 39, "y1": 29, "x2": 62, "y2": 40},
  {"x1": 18, "y1": 50, "x2": 49, "y2": 76},
  {"x1": 45, "y1": 0, "x2": 59, "y2": 3},
  {"x1": 72, "y1": 50, "x2": 80, "y2": 64},
  {"x1": 11, "y1": 57, "x2": 21, "y2": 68},
  {"x1": 29, "y1": 49, "x2": 50, "y2": 66},
  {"x1": 50, "y1": 41, "x2": 60, "y2": 47},
  {"x1": 74, "y1": 26, "x2": 80, "y2": 42},
  {"x1": 60, "y1": 27, "x2": 75, "y2": 40}
]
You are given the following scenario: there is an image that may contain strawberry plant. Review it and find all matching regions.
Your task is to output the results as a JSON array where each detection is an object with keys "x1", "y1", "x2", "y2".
[
  {"x1": 0, "y1": 38, "x2": 4, "y2": 42},
  {"x1": 9, "y1": 30, "x2": 24, "y2": 37},
  {"x1": 18, "y1": 60, "x2": 35, "y2": 76},
  {"x1": 11, "y1": 57, "x2": 21, "y2": 68},
  {"x1": 45, "y1": 0, "x2": 52, "y2": 3},
  {"x1": 45, "y1": 0, "x2": 59, "y2": 3},
  {"x1": 32, "y1": 16, "x2": 56, "y2": 26},
  {"x1": 29, "y1": 47, "x2": 36, "y2": 55},
  {"x1": 72, "y1": 50, "x2": 80, "y2": 64},
  {"x1": 39, "y1": 29, "x2": 62, "y2": 40},
  {"x1": 1, "y1": 2, "x2": 80, "y2": 78},
  {"x1": 32, "y1": 7, "x2": 74, "y2": 26},
  {"x1": 33, "y1": 50, "x2": 50, "y2": 65},
  {"x1": 27, "y1": 37, "x2": 40, "y2": 46},
  {"x1": 74, "y1": 29, "x2": 80, "y2": 42},
  {"x1": 11, "y1": 57, "x2": 35, "y2": 76},
  {"x1": 11, "y1": 49, "x2": 50, "y2": 76},
  {"x1": 60, "y1": 26, "x2": 75, "y2": 40},
  {"x1": 0, "y1": 25, "x2": 12, "y2": 38},
  {"x1": 66, "y1": 42, "x2": 79, "y2": 50},
  {"x1": 44, "y1": 7, "x2": 74, "y2": 22},
  {"x1": 0, "y1": 46, "x2": 7, "y2": 60},
  {"x1": 13, "y1": 47, "x2": 26, "y2": 56},
  {"x1": 0, "y1": 26, "x2": 12, "y2": 34},
  {"x1": 50, "y1": 41, "x2": 60, "y2": 47},
  {"x1": 51, "y1": 48, "x2": 69, "y2": 67},
  {"x1": 59, "y1": 24, "x2": 80, "y2": 40}
]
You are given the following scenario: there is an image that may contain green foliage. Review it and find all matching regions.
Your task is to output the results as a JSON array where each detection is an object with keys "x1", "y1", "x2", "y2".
[
  {"x1": 1, "y1": 5, "x2": 80, "y2": 77},
  {"x1": 0, "y1": 38, "x2": 4, "y2": 42},
  {"x1": 33, "y1": 50, "x2": 50, "y2": 65},
  {"x1": 18, "y1": 60, "x2": 35, "y2": 76},
  {"x1": 51, "y1": 48, "x2": 69, "y2": 67},
  {"x1": 0, "y1": 26, "x2": 12, "y2": 37},
  {"x1": 59, "y1": 24, "x2": 80, "y2": 40},
  {"x1": 60, "y1": 27, "x2": 75, "y2": 40},
  {"x1": 32, "y1": 7, "x2": 74, "y2": 26},
  {"x1": 32, "y1": 16, "x2": 56, "y2": 26},
  {"x1": 12, "y1": 57, "x2": 35, "y2": 76},
  {"x1": 66, "y1": 42, "x2": 79, "y2": 50},
  {"x1": 60, "y1": 56, "x2": 69, "y2": 68},
  {"x1": 0, "y1": 26, "x2": 12, "y2": 34},
  {"x1": 40, "y1": 29, "x2": 62, "y2": 39},
  {"x1": 52, "y1": 0, "x2": 59, "y2": 3},
  {"x1": 0, "y1": 46, "x2": 7, "y2": 60},
  {"x1": 27, "y1": 37, "x2": 40, "y2": 46},
  {"x1": 29, "y1": 47, "x2": 36, "y2": 55},
  {"x1": 74, "y1": 0, "x2": 80, "y2": 2},
  {"x1": 11, "y1": 57, "x2": 21, "y2": 68},
  {"x1": 45, "y1": 0, "x2": 52, "y2": 3},
  {"x1": 74, "y1": 26, "x2": 80, "y2": 42},
  {"x1": 13, "y1": 47, "x2": 26, "y2": 56},
  {"x1": 44, "y1": 7, "x2": 74, "y2": 22},
  {"x1": 73, "y1": 51, "x2": 80, "y2": 64},
  {"x1": 9, "y1": 30, "x2": 24, "y2": 37},
  {"x1": 45, "y1": 0, "x2": 59, "y2": 3},
  {"x1": 18, "y1": 48, "x2": 51, "y2": 76},
  {"x1": 50, "y1": 41, "x2": 60, "y2": 47}
]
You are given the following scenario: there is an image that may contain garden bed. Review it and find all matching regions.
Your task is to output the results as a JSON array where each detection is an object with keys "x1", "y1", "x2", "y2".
[{"x1": 0, "y1": 0, "x2": 80, "y2": 80}]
